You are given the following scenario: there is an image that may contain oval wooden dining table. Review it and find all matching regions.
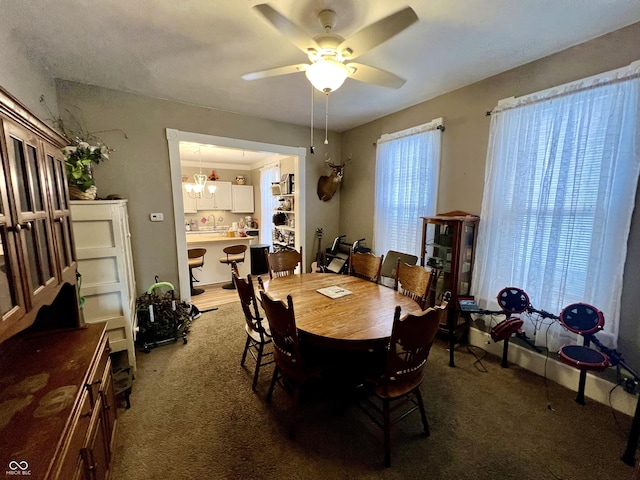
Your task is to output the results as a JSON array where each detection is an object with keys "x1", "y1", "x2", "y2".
[{"x1": 260, "y1": 273, "x2": 421, "y2": 350}]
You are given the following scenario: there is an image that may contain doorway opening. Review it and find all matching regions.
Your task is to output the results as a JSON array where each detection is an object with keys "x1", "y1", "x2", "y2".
[{"x1": 166, "y1": 129, "x2": 306, "y2": 301}]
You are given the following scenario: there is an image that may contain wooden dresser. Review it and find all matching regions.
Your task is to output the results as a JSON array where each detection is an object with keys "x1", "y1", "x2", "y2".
[{"x1": 0, "y1": 322, "x2": 117, "y2": 480}]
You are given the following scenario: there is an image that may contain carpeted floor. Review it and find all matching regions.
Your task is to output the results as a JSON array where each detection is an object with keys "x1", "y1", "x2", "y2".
[{"x1": 112, "y1": 302, "x2": 638, "y2": 479}]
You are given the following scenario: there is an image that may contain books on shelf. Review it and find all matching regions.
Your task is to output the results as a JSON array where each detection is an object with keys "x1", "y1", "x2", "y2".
[{"x1": 316, "y1": 286, "x2": 352, "y2": 299}]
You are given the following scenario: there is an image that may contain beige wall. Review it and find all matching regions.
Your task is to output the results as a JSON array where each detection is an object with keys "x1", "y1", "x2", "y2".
[
  {"x1": 0, "y1": 26, "x2": 58, "y2": 122},
  {"x1": 339, "y1": 22, "x2": 640, "y2": 369},
  {"x1": 55, "y1": 80, "x2": 342, "y2": 296},
  {"x1": 5, "y1": 16, "x2": 639, "y2": 369}
]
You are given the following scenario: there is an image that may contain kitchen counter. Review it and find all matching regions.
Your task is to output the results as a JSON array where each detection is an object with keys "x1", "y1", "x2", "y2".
[{"x1": 186, "y1": 233, "x2": 254, "y2": 244}]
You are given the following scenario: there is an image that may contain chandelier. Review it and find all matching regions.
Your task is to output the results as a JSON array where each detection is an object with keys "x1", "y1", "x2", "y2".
[{"x1": 184, "y1": 148, "x2": 217, "y2": 199}]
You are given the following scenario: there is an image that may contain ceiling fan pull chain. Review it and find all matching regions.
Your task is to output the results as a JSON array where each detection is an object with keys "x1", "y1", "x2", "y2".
[
  {"x1": 324, "y1": 93, "x2": 329, "y2": 145},
  {"x1": 310, "y1": 85, "x2": 315, "y2": 154}
]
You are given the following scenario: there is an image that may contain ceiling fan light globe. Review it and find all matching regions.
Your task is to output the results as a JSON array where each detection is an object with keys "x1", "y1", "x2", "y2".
[{"x1": 305, "y1": 58, "x2": 348, "y2": 92}]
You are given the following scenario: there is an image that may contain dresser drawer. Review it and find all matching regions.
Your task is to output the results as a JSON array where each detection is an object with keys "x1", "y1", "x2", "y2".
[{"x1": 55, "y1": 390, "x2": 92, "y2": 480}]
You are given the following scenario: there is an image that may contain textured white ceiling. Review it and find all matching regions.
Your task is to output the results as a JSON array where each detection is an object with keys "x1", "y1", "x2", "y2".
[{"x1": 3, "y1": 0, "x2": 640, "y2": 132}]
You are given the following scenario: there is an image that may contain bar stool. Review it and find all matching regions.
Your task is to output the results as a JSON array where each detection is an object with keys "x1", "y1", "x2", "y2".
[
  {"x1": 188, "y1": 248, "x2": 207, "y2": 296},
  {"x1": 219, "y1": 244, "x2": 247, "y2": 289}
]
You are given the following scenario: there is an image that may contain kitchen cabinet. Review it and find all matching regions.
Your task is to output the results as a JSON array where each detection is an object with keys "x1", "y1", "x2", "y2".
[
  {"x1": 420, "y1": 212, "x2": 479, "y2": 367},
  {"x1": 0, "y1": 86, "x2": 80, "y2": 344},
  {"x1": 231, "y1": 184, "x2": 254, "y2": 213},
  {"x1": 182, "y1": 181, "x2": 232, "y2": 212},
  {"x1": 0, "y1": 323, "x2": 117, "y2": 480},
  {"x1": 71, "y1": 199, "x2": 138, "y2": 371},
  {"x1": 196, "y1": 181, "x2": 232, "y2": 211},
  {"x1": 182, "y1": 183, "x2": 197, "y2": 213}
]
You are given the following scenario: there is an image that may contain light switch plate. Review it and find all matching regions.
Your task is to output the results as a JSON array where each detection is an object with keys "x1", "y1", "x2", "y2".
[{"x1": 150, "y1": 213, "x2": 164, "y2": 222}]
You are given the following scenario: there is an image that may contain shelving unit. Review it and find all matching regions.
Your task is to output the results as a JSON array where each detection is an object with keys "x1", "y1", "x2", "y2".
[
  {"x1": 420, "y1": 212, "x2": 479, "y2": 367},
  {"x1": 71, "y1": 200, "x2": 138, "y2": 371},
  {"x1": 272, "y1": 194, "x2": 296, "y2": 249}
]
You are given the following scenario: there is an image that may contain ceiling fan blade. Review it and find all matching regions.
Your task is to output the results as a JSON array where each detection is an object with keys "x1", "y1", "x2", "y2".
[
  {"x1": 242, "y1": 63, "x2": 309, "y2": 81},
  {"x1": 253, "y1": 4, "x2": 319, "y2": 54},
  {"x1": 338, "y1": 7, "x2": 418, "y2": 59},
  {"x1": 346, "y1": 63, "x2": 406, "y2": 89}
]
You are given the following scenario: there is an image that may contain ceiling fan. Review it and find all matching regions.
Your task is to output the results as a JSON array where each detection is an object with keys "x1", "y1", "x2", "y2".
[{"x1": 242, "y1": 4, "x2": 419, "y2": 92}]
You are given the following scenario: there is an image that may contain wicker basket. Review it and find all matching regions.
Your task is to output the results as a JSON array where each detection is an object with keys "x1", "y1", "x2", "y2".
[{"x1": 69, "y1": 185, "x2": 97, "y2": 200}]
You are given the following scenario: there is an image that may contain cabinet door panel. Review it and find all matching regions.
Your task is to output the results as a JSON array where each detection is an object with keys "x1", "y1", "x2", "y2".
[
  {"x1": 231, "y1": 185, "x2": 254, "y2": 213},
  {"x1": 182, "y1": 184, "x2": 197, "y2": 213},
  {"x1": 100, "y1": 361, "x2": 117, "y2": 458},
  {"x1": 197, "y1": 181, "x2": 232, "y2": 210},
  {"x1": 44, "y1": 143, "x2": 76, "y2": 282},
  {"x1": 0, "y1": 121, "x2": 27, "y2": 327},
  {"x1": 57, "y1": 391, "x2": 92, "y2": 480},
  {"x1": 24, "y1": 218, "x2": 55, "y2": 293},
  {"x1": 80, "y1": 398, "x2": 109, "y2": 480},
  {"x1": 4, "y1": 122, "x2": 58, "y2": 304},
  {"x1": 26, "y1": 143, "x2": 45, "y2": 211},
  {"x1": 0, "y1": 227, "x2": 24, "y2": 319},
  {"x1": 10, "y1": 136, "x2": 32, "y2": 212}
]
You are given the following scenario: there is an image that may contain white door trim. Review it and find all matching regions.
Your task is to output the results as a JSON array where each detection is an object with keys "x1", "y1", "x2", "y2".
[{"x1": 166, "y1": 128, "x2": 306, "y2": 301}]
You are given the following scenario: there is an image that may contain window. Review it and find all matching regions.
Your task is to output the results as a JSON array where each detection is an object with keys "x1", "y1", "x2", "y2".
[
  {"x1": 260, "y1": 163, "x2": 279, "y2": 246},
  {"x1": 473, "y1": 63, "x2": 640, "y2": 349},
  {"x1": 374, "y1": 119, "x2": 443, "y2": 258}
]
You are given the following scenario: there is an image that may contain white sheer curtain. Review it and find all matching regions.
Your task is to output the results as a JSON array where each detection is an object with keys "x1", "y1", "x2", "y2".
[
  {"x1": 374, "y1": 119, "x2": 442, "y2": 257},
  {"x1": 260, "y1": 163, "x2": 279, "y2": 246},
  {"x1": 473, "y1": 62, "x2": 640, "y2": 350}
]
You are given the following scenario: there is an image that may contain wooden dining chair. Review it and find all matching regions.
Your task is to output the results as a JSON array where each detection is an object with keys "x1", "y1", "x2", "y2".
[
  {"x1": 258, "y1": 290, "x2": 320, "y2": 438},
  {"x1": 359, "y1": 292, "x2": 450, "y2": 467},
  {"x1": 394, "y1": 260, "x2": 437, "y2": 309},
  {"x1": 265, "y1": 247, "x2": 303, "y2": 279},
  {"x1": 233, "y1": 267, "x2": 273, "y2": 391},
  {"x1": 349, "y1": 251, "x2": 384, "y2": 283}
]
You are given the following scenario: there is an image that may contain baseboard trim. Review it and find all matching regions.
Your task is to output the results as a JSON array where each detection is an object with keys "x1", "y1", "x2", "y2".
[{"x1": 468, "y1": 327, "x2": 638, "y2": 416}]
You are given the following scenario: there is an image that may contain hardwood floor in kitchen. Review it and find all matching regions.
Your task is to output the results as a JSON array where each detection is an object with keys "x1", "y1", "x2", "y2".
[{"x1": 189, "y1": 277, "x2": 268, "y2": 312}]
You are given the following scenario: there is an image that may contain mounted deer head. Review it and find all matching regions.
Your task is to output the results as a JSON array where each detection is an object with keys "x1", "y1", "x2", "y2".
[{"x1": 317, "y1": 154, "x2": 352, "y2": 202}]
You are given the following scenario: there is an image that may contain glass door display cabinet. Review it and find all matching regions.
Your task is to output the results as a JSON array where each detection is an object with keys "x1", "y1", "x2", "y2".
[
  {"x1": 420, "y1": 211, "x2": 479, "y2": 367},
  {"x1": 0, "y1": 88, "x2": 118, "y2": 480},
  {"x1": 0, "y1": 87, "x2": 79, "y2": 343}
]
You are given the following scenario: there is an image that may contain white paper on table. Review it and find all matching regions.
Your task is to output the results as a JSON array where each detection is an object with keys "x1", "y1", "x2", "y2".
[{"x1": 316, "y1": 286, "x2": 352, "y2": 299}]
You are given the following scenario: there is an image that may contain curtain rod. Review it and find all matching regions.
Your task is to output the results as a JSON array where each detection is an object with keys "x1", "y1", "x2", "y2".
[{"x1": 486, "y1": 59, "x2": 640, "y2": 116}]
